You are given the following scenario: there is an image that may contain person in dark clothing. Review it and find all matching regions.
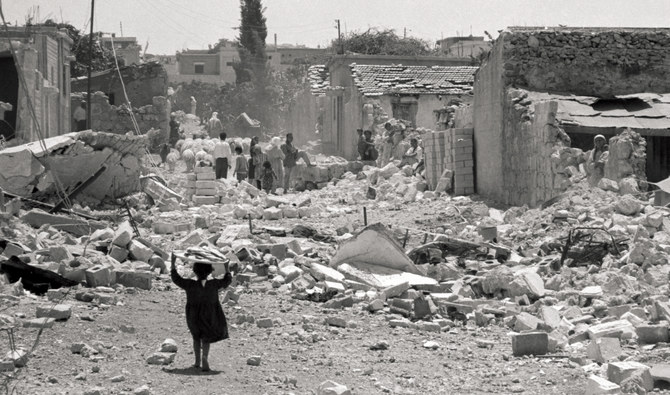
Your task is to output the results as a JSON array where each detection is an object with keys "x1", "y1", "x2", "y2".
[
  {"x1": 360, "y1": 130, "x2": 378, "y2": 161},
  {"x1": 168, "y1": 113, "x2": 181, "y2": 147},
  {"x1": 260, "y1": 160, "x2": 277, "y2": 194},
  {"x1": 159, "y1": 143, "x2": 170, "y2": 165},
  {"x1": 170, "y1": 254, "x2": 233, "y2": 372}
]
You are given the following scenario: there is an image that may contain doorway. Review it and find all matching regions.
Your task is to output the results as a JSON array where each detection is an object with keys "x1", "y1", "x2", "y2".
[{"x1": 0, "y1": 53, "x2": 19, "y2": 140}]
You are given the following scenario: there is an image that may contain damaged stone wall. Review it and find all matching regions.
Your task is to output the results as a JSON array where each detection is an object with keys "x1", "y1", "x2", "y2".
[
  {"x1": 0, "y1": 131, "x2": 150, "y2": 206},
  {"x1": 600, "y1": 129, "x2": 648, "y2": 194},
  {"x1": 71, "y1": 92, "x2": 170, "y2": 149},
  {"x1": 500, "y1": 27, "x2": 670, "y2": 97},
  {"x1": 500, "y1": 90, "x2": 583, "y2": 207},
  {"x1": 71, "y1": 62, "x2": 167, "y2": 107}
]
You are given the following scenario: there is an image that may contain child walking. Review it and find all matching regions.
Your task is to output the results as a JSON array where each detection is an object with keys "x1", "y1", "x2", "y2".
[
  {"x1": 170, "y1": 254, "x2": 233, "y2": 372},
  {"x1": 260, "y1": 160, "x2": 277, "y2": 194},
  {"x1": 233, "y1": 146, "x2": 248, "y2": 182}
]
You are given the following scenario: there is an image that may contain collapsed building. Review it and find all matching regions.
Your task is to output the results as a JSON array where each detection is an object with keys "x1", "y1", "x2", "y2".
[
  {"x1": 289, "y1": 54, "x2": 476, "y2": 157},
  {"x1": 463, "y1": 26, "x2": 670, "y2": 207},
  {"x1": 0, "y1": 130, "x2": 152, "y2": 206},
  {"x1": 0, "y1": 25, "x2": 74, "y2": 143}
]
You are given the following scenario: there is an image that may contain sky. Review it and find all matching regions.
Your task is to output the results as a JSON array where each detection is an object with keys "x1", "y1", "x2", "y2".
[{"x1": 3, "y1": 0, "x2": 670, "y2": 55}]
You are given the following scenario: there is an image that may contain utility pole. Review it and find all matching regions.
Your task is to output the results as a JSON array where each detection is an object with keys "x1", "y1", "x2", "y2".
[
  {"x1": 120, "y1": 21, "x2": 123, "y2": 37},
  {"x1": 335, "y1": 19, "x2": 342, "y2": 54},
  {"x1": 87, "y1": 0, "x2": 94, "y2": 130},
  {"x1": 404, "y1": 27, "x2": 407, "y2": 39}
]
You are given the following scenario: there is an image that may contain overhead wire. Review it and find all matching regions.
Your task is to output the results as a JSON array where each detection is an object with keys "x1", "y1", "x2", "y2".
[{"x1": 108, "y1": 35, "x2": 163, "y2": 173}]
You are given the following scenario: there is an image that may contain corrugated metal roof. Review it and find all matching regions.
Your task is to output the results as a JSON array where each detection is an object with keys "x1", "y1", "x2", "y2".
[{"x1": 542, "y1": 92, "x2": 670, "y2": 131}]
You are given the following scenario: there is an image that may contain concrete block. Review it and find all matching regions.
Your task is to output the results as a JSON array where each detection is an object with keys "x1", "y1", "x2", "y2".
[
  {"x1": 85, "y1": 265, "x2": 112, "y2": 288},
  {"x1": 324, "y1": 280, "x2": 346, "y2": 294},
  {"x1": 636, "y1": 324, "x2": 669, "y2": 344},
  {"x1": 195, "y1": 180, "x2": 216, "y2": 189},
  {"x1": 587, "y1": 337, "x2": 622, "y2": 363},
  {"x1": 195, "y1": 188, "x2": 217, "y2": 196},
  {"x1": 263, "y1": 207, "x2": 283, "y2": 220},
  {"x1": 196, "y1": 172, "x2": 215, "y2": 180},
  {"x1": 584, "y1": 375, "x2": 621, "y2": 394},
  {"x1": 278, "y1": 265, "x2": 302, "y2": 283},
  {"x1": 514, "y1": 312, "x2": 542, "y2": 332},
  {"x1": 192, "y1": 196, "x2": 218, "y2": 205},
  {"x1": 650, "y1": 364, "x2": 670, "y2": 384},
  {"x1": 112, "y1": 222, "x2": 133, "y2": 247},
  {"x1": 511, "y1": 332, "x2": 548, "y2": 357},
  {"x1": 108, "y1": 245, "x2": 129, "y2": 263},
  {"x1": 23, "y1": 317, "x2": 56, "y2": 328},
  {"x1": 381, "y1": 281, "x2": 410, "y2": 299},
  {"x1": 587, "y1": 319, "x2": 636, "y2": 340},
  {"x1": 128, "y1": 240, "x2": 153, "y2": 262},
  {"x1": 607, "y1": 361, "x2": 653, "y2": 391},
  {"x1": 194, "y1": 166, "x2": 214, "y2": 174},
  {"x1": 115, "y1": 270, "x2": 152, "y2": 290},
  {"x1": 36, "y1": 304, "x2": 72, "y2": 320}
]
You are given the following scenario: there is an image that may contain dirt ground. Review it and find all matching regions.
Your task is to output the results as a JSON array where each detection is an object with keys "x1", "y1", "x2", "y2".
[{"x1": 0, "y1": 196, "x2": 591, "y2": 395}]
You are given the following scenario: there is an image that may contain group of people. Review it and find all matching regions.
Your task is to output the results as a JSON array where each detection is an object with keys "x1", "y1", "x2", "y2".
[
  {"x1": 208, "y1": 132, "x2": 313, "y2": 194},
  {"x1": 357, "y1": 123, "x2": 425, "y2": 175}
]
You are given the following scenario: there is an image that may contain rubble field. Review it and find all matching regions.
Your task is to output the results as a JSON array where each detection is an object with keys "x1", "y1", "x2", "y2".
[{"x1": 2, "y1": 136, "x2": 670, "y2": 395}]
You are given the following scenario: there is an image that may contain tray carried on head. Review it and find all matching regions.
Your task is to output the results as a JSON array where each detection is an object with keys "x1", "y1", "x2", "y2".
[{"x1": 173, "y1": 246, "x2": 229, "y2": 268}]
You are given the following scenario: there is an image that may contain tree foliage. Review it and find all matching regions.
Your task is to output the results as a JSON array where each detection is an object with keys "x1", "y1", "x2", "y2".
[
  {"x1": 39, "y1": 19, "x2": 119, "y2": 78},
  {"x1": 334, "y1": 28, "x2": 433, "y2": 56},
  {"x1": 234, "y1": 0, "x2": 268, "y2": 85}
]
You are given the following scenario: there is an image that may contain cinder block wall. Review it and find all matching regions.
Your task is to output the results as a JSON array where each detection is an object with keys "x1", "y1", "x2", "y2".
[{"x1": 423, "y1": 128, "x2": 474, "y2": 195}]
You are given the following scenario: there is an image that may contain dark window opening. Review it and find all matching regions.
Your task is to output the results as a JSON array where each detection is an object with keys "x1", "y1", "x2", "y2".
[
  {"x1": 0, "y1": 55, "x2": 19, "y2": 140},
  {"x1": 226, "y1": 62, "x2": 234, "y2": 66},
  {"x1": 391, "y1": 102, "x2": 418, "y2": 127},
  {"x1": 194, "y1": 64, "x2": 204, "y2": 74}
]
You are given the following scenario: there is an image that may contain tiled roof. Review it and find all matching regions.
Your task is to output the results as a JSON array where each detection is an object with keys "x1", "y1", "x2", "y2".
[
  {"x1": 350, "y1": 64, "x2": 478, "y2": 97},
  {"x1": 308, "y1": 65, "x2": 330, "y2": 96}
]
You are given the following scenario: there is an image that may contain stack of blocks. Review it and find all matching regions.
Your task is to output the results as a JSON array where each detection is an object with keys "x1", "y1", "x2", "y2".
[
  {"x1": 193, "y1": 166, "x2": 218, "y2": 205},
  {"x1": 183, "y1": 174, "x2": 197, "y2": 199},
  {"x1": 452, "y1": 129, "x2": 475, "y2": 196},
  {"x1": 423, "y1": 128, "x2": 475, "y2": 196}
]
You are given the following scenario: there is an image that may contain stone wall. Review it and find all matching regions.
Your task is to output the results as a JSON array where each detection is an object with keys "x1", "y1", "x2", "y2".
[
  {"x1": 71, "y1": 62, "x2": 167, "y2": 107},
  {"x1": 0, "y1": 40, "x2": 70, "y2": 143},
  {"x1": 499, "y1": 27, "x2": 670, "y2": 97},
  {"x1": 71, "y1": 92, "x2": 170, "y2": 150},
  {"x1": 473, "y1": 34, "x2": 506, "y2": 199},
  {"x1": 423, "y1": 128, "x2": 475, "y2": 195}
]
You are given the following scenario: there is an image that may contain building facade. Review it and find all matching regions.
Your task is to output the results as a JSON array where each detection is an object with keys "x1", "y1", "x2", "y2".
[
  {"x1": 467, "y1": 26, "x2": 670, "y2": 206},
  {"x1": 0, "y1": 25, "x2": 74, "y2": 143},
  {"x1": 100, "y1": 36, "x2": 141, "y2": 65},
  {"x1": 171, "y1": 39, "x2": 281, "y2": 86},
  {"x1": 290, "y1": 55, "x2": 476, "y2": 159}
]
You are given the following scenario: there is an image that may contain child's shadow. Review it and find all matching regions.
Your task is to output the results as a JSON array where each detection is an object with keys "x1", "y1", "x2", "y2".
[{"x1": 162, "y1": 366, "x2": 221, "y2": 376}]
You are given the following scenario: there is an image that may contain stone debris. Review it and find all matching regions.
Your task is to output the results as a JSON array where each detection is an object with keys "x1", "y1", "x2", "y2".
[
  {"x1": 3, "y1": 119, "x2": 670, "y2": 393},
  {"x1": 317, "y1": 380, "x2": 351, "y2": 395}
]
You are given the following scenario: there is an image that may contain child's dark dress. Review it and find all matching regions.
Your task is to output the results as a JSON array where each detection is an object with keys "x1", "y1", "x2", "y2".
[{"x1": 171, "y1": 265, "x2": 232, "y2": 343}]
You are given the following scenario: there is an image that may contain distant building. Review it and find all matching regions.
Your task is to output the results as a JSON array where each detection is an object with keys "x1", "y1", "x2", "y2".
[
  {"x1": 100, "y1": 35, "x2": 141, "y2": 66},
  {"x1": 436, "y1": 36, "x2": 491, "y2": 59},
  {"x1": 271, "y1": 46, "x2": 330, "y2": 70},
  {"x1": 0, "y1": 25, "x2": 74, "y2": 142},
  {"x1": 289, "y1": 54, "x2": 476, "y2": 159},
  {"x1": 171, "y1": 39, "x2": 281, "y2": 86},
  {"x1": 71, "y1": 61, "x2": 167, "y2": 108}
]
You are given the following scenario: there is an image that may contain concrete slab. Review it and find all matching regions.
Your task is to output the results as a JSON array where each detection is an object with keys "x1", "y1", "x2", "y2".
[{"x1": 330, "y1": 223, "x2": 421, "y2": 275}]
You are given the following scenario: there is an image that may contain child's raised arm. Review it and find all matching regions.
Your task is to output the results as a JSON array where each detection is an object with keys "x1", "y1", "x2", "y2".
[{"x1": 170, "y1": 253, "x2": 189, "y2": 289}]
